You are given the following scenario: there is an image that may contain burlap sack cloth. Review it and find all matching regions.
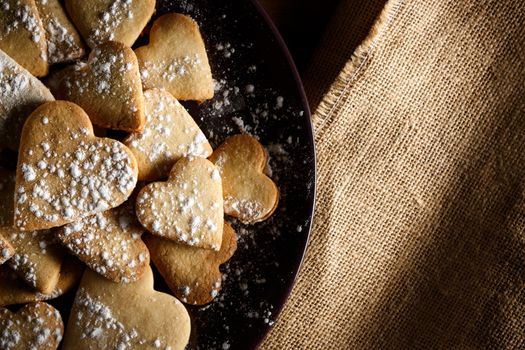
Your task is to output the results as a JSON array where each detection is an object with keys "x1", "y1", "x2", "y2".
[{"x1": 261, "y1": 0, "x2": 525, "y2": 348}]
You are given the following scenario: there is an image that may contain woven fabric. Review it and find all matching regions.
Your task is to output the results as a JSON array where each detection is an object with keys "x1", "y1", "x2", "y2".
[
  {"x1": 303, "y1": 0, "x2": 388, "y2": 109},
  {"x1": 262, "y1": 0, "x2": 525, "y2": 348}
]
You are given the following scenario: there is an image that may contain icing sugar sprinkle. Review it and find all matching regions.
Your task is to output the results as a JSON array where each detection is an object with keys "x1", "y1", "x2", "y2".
[
  {"x1": 73, "y1": 288, "x2": 169, "y2": 349},
  {"x1": 87, "y1": 0, "x2": 134, "y2": 47},
  {"x1": 16, "y1": 127, "x2": 136, "y2": 229}
]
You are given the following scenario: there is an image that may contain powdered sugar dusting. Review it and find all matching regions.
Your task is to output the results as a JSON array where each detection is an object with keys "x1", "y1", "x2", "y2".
[
  {"x1": 59, "y1": 201, "x2": 149, "y2": 283},
  {"x1": 15, "y1": 115, "x2": 137, "y2": 230},
  {"x1": 72, "y1": 288, "x2": 171, "y2": 349},
  {"x1": 125, "y1": 89, "x2": 212, "y2": 179},
  {"x1": 35, "y1": 0, "x2": 85, "y2": 64}
]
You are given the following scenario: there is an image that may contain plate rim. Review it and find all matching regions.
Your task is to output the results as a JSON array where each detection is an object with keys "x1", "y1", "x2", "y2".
[{"x1": 248, "y1": 0, "x2": 318, "y2": 348}]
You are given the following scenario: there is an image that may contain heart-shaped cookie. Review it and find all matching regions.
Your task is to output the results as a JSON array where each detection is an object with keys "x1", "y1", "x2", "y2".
[
  {"x1": 58, "y1": 41, "x2": 145, "y2": 132},
  {"x1": 0, "y1": 0, "x2": 48, "y2": 76},
  {"x1": 35, "y1": 0, "x2": 85, "y2": 64},
  {"x1": 124, "y1": 89, "x2": 213, "y2": 181},
  {"x1": 0, "y1": 255, "x2": 84, "y2": 307},
  {"x1": 0, "y1": 302, "x2": 63, "y2": 350},
  {"x1": 65, "y1": 0, "x2": 155, "y2": 48},
  {"x1": 135, "y1": 13, "x2": 214, "y2": 101},
  {"x1": 58, "y1": 199, "x2": 150, "y2": 283},
  {"x1": 62, "y1": 266, "x2": 190, "y2": 350},
  {"x1": 144, "y1": 221, "x2": 237, "y2": 305},
  {"x1": 209, "y1": 134, "x2": 279, "y2": 224},
  {"x1": 15, "y1": 100, "x2": 138, "y2": 231},
  {"x1": 0, "y1": 49, "x2": 54, "y2": 150},
  {"x1": 136, "y1": 157, "x2": 223, "y2": 250}
]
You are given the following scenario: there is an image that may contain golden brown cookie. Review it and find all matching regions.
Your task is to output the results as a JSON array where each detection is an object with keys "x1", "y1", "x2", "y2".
[
  {"x1": 4, "y1": 228, "x2": 65, "y2": 294},
  {"x1": 136, "y1": 157, "x2": 223, "y2": 250},
  {"x1": 35, "y1": 0, "x2": 85, "y2": 64},
  {"x1": 0, "y1": 302, "x2": 63, "y2": 350},
  {"x1": 0, "y1": 234, "x2": 14, "y2": 265},
  {"x1": 65, "y1": 0, "x2": 155, "y2": 48},
  {"x1": 0, "y1": 255, "x2": 84, "y2": 307},
  {"x1": 209, "y1": 134, "x2": 279, "y2": 224},
  {"x1": 135, "y1": 13, "x2": 214, "y2": 101},
  {"x1": 58, "y1": 41, "x2": 145, "y2": 132},
  {"x1": 58, "y1": 199, "x2": 150, "y2": 283},
  {"x1": 0, "y1": 49, "x2": 54, "y2": 150},
  {"x1": 0, "y1": 0, "x2": 48, "y2": 76},
  {"x1": 124, "y1": 89, "x2": 213, "y2": 181},
  {"x1": 144, "y1": 221, "x2": 237, "y2": 305},
  {"x1": 62, "y1": 266, "x2": 191, "y2": 350},
  {"x1": 15, "y1": 100, "x2": 138, "y2": 231},
  {"x1": 0, "y1": 169, "x2": 65, "y2": 293}
]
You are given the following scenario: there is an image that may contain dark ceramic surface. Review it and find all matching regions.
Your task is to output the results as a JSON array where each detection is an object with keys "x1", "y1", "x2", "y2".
[{"x1": 48, "y1": 1, "x2": 316, "y2": 349}]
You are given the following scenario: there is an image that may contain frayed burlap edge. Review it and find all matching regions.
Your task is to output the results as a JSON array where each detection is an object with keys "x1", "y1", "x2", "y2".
[{"x1": 314, "y1": 0, "x2": 405, "y2": 129}]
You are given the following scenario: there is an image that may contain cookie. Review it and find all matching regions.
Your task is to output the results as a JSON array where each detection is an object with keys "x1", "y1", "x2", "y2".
[
  {"x1": 144, "y1": 221, "x2": 237, "y2": 305},
  {"x1": 0, "y1": 234, "x2": 14, "y2": 265},
  {"x1": 4, "y1": 228, "x2": 65, "y2": 294},
  {"x1": 0, "y1": 0, "x2": 48, "y2": 76},
  {"x1": 0, "y1": 49, "x2": 54, "y2": 150},
  {"x1": 58, "y1": 41, "x2": 145, "y2": 132},
  {"x1": 0, "y1": 255, "x2": 84, "y2": 307},
  {"x1": 124, "y1": 89, "x2": 213, "y2": 181},
  {"x1": 15, "y1": 100, "x2": 138, "y2": 231},
  {"x1": 209, "y1": 134, "x2": 279, "y2": 224},
  {"x1": 135, "y1": 13, "x2": 214, "y2": 101},
  {"x1": 64, "y1": 0, "x2": 155, "y2": 48},
  {"x1": 0, "y1": 302, "x2": 64, "y2": 350},
  {"x1": 35, "y1": 0, "x2": 85, "y2": 64},
  {"x1": 62, "y1": 266, "x2": 191, "y2": 350},
  {"x1": 0, "y1": 169, "x2": 65, "y2": 293},
  {"x1": 136, "y1": 157, "x2": 223, "y2": 250},
  {"x1": 58, "y1": 199, "x2": 150, "y2": 283}
]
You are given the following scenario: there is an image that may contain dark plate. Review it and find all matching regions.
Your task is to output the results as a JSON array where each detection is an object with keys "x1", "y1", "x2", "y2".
[
  {"x1": 43, "y1": 0, "x2": 315, "y2": 349},
  {"x1": 154, "y1": 1, "x2": 316, "y2": 348}
]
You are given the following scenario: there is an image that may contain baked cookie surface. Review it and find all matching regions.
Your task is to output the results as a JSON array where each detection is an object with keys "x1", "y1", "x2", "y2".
[{"x1": 15, "y1": 101, "x2": 138, "y2": 231}]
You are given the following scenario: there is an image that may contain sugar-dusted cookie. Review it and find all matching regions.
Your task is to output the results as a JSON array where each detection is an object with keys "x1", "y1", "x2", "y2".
[
  {"x1": 0, "y1": 169, "x2": 65, "y2": 293},
  {"x1": 0, "y1": 49, "x2": 54, "y2": 150},
  {"x1": 136, "y1": 157, "x2": 223, "y2": 250},
  {"x1": 124, "y1": 89, "x2": 213, "y2": 181},
  {"x1": 0, "y1": 302, "x2": 63, "y2": 350},
  {"x1": 15, "y1": 101, "x2": 138, "y2": 231},
  {"x1": 4, "y1": 228, "x2": 65, "y2": 294},
  {"x1": 0, "y1": 234, "x2": 14, "y2": 265},
  {"x1": 0, "y1": 255, "x2": 84, "y2": 306},
  {"x1": 0, "y1": 0, "x2": 48, "y2": 76},
  {"x1": 210, "y1": 134, "x2": 279, "y2": 224},
  {"x1": 35, "y1": 0, "x2": 85, "y2": 64},
  {"x1": 58, "y1": 199, "x2": 150, "y2": 283},
  {"x1": 58, "y1": 41, "x2": 145, "y2": 132},
  {"x1": 63, "y1": 266, "x2": 191, "y2": 350},
  {"x1": 144, "y1": 221, "x2": 237, "y2": 305},
  {"x1": 135, "y1": 13, "x2": 214, "y2": 101},
  {"x1": 65, "y1": 0, "x2": 155, "y2": 48}
]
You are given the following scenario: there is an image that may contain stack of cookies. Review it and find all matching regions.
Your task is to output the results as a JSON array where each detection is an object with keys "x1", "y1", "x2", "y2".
[{"x1": 0, "y1": 1, "x2": 279, "y2": 349}]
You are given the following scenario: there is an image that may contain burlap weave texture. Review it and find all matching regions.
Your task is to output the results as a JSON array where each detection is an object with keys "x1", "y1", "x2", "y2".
[{"x1": 263, "y1": 0, "x2": 525, "y2": 348}]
